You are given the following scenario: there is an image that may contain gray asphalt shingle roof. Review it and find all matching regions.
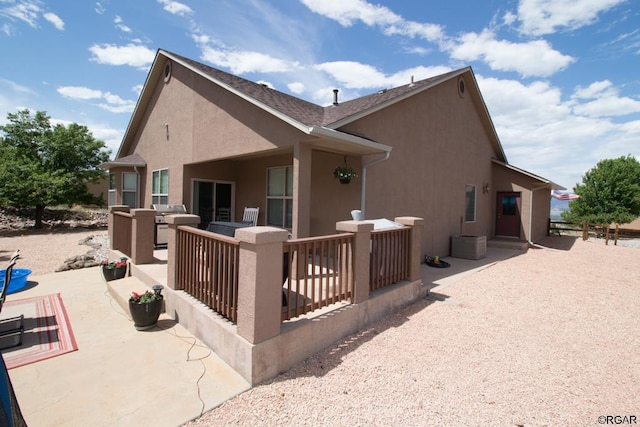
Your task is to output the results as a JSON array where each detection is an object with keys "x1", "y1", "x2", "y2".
[{"x1": 166, "y1": 50, "x2": 462, "y2": 129}]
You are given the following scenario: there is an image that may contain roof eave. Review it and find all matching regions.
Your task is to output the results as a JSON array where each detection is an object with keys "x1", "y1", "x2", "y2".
[{"x1": 308, "y1": 126, "x2": 392, "y2": 155}]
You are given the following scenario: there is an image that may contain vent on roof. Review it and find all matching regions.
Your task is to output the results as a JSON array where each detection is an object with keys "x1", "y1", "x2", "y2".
[
  {"x1": 333, "y1": 89, "x2": 339, "y2": 106},
  {"x1": 458, "y1": 77, "x2": 466, "y2": 98},
  {"x1": 377, "y1": 89, "x2": 387, "y2": 94},
  {"x1": 163, "y1": 61, "x2": 172, "y2": 83},
  {"x1": 409, "y1": 75, "x2": 415, "y2": 87}
]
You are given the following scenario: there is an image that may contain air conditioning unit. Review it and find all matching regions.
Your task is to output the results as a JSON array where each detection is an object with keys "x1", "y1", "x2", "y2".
[{"x1": 451, "y1": 235, "x2": 487, "y2": 260}]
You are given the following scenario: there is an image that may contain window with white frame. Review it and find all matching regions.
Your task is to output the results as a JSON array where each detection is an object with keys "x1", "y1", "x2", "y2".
[
  {"x1": 266, "y1": 166, "x2": 293, "y2": 228},
  {"x1": 122, "y1": 172, "x2": 138, "y2": 207},
  {"x1": 152, "y1": 169, "x2": 169, "y2": 205},
  {"x1": 108, "y1": 173, "x2": 116, "y2": 206},
  {"x1": 464, "y1": 185, "x2": 476, "y2": 222}
]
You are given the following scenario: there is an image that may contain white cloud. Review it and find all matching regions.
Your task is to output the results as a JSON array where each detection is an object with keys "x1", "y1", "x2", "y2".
[
  {"x1": 301, "y1": 0, "x2": 443, "y2": 42},
  {"x1": 57, "y1": 86, "x2": 102, "y2": 100},
  {"x1": 315, "y1": 61, "x2": 388, "y2": 88},
  {"x1": 98, "y1": 94, "x2": 136, "y2": 114},
  {"x1": 88, "y1": 43, "x2": 156, "y2": 68},
  {"x1": 43, "y1": 12, "x2": 63, "y2": 30},
  {"x1": 288, "y1": 82, "x2": 305, "y2": 94},
  {"x1": 316, "y1": 60, "x2": 452, "y2": 90},
  {"x1": 571, "y1": 80, "x2": 640, "y2": 117},
  {"x1": 95, "y1": 2, "x2": 105, "y2": 15},
  {"x1": 476, "y1": 75, "x2": 640, "y2": 188},
  {"x1": 0, "y1": 0, "x2": 41, "y2": 27},
  {"x1": 448, "y1": 29, "x2": 575, "y2": 77},
  {"x1": 514, "y1": 0, "x2": 627, "y2": 36},
  {"x1": 156, "y1": 0, "x2": 193, "y2": 16},
  {"x1": 114, "y1": 15, "x2": 131, "y2": 33},
  {"x1": 0, "y1": 78, "x2": 36, "y2": 95},
  {"x1": 56, "y1": 86, "x2": 135, "y2": 114},
  {"x1": 199, "y1": 45, "x2": 299, "y2": 74}
]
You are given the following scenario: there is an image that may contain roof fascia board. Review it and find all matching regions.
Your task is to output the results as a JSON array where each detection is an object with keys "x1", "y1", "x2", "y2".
[
  {"x1": 466, "y1": 70, "x2": 508, "y2": 163},
  {"x1": 162, "y1": 50, "x2": 310, "y2": 135}
]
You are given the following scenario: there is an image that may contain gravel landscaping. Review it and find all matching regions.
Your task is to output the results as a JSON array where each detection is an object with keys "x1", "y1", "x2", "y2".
[
  {"x1": 1, "y1": 215, "x2": 638, "y2": 426},
  {"x1": 185, "y1": 236, "x2": 639, "y2": 427}
]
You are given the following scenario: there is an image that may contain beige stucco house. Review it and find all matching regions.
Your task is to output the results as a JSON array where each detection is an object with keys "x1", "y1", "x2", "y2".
[{"x1": 105, "y1": 48, "x2": 561, "y2": 257}]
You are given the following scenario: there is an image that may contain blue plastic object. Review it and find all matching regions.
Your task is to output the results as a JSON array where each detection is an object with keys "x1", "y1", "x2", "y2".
[{"x1": 0, "y1": 268, "x2": 32, "y2": 294}]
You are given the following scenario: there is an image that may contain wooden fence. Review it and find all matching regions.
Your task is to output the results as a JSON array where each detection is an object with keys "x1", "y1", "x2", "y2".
[
  {"x1": 173, "y1": 225, "x2": 414, "y2": 323},
  {"x1": 369, "y1": 226, "x2": 411, "y2": 291},
  {"x1": 175, "y1": 226, "x2": 240, "y2": 322},
  {"x1": 548, "y1": 219, "x2": 640, "y2": 245},
  {"x1": 282, "y1": 233, "x2": 354, "y2": 321}
]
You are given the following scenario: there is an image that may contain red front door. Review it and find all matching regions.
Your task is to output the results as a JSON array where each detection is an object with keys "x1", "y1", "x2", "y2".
[{"x1": 496, "y1": 192, "x2": 521, "y2": 237}]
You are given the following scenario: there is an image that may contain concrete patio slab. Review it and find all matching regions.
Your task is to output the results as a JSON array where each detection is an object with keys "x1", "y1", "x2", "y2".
[{"x1": 2, "y1": 267, "x2": 250, "y2": 427}]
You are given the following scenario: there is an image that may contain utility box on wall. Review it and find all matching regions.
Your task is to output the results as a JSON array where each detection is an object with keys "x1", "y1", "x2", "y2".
[{"x1": 451, "y1": 235, "x2": 487, "y2": 260}]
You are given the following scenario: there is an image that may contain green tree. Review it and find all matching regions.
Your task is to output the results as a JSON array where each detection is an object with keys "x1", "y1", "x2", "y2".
[
  {"x1": 562, "y1": 155, "x2": 640, "y2": 225},
  {"x1": 0, "y1": 109, "x2": 111, "y2": 228}
]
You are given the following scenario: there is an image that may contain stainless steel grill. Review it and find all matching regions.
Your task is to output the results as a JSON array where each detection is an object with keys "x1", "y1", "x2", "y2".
[{"x1": 152, "y1": 204, "x2": 187, "y2": 248}]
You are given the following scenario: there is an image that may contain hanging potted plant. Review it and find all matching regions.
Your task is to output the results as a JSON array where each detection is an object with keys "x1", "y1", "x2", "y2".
[
  {"x1": 101, "y1": 257, "x2": 128, "y2": 282},
  {"x1": 333, "y1": 157, "x2": 358, "y2": 184},
  {"x1": 128, "y1": 285, "x2": 164, "y2": 330}
]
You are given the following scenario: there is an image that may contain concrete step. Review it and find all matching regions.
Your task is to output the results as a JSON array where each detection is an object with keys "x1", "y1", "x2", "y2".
[
  {"x1": 487, "y1": 238, "x2": 529, "y2": 251},
  {"x1": 106, "y1": 276, "x2": 162, "y2": 314}
]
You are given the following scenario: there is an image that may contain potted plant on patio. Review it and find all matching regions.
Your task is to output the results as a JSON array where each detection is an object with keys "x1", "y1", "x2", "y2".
[
  {"x1": 333, "y1": 157, "x2": 358, "y2": 184},
  {"x1": 101, "y1": 257, "x2": 128, "y2": 282},
  {"x1": 128, "y1": 285, "x2": 164, "y2": 330}
]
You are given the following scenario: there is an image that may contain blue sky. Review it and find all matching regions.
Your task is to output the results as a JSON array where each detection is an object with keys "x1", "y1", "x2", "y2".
[{"x1": 1, "y1": 0, "x2": 639, "y2": 190}]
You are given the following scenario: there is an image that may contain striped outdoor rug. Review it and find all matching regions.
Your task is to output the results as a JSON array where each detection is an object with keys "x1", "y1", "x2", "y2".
[{"x1": 0, "y1": 293, "x2": 78, "y2": 369}]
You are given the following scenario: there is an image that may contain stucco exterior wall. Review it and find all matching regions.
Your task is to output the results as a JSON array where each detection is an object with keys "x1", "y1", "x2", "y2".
[
  {"x1": 121, "y1": 60, "x2": 303, "y2": 208},
  {"x1": 309, "y1": 151, "x2": 362, "y2": 236},
  {"x1": 491, "y1": 163, "x2": 552, "y2": 242},
  {"x1": 338, "y1": 76, "x2": 495, "y2": 257}
]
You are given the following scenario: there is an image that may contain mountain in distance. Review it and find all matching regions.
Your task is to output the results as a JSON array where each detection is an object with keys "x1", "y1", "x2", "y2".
[{"x1": 550, "y1": 198, "x2": 570, "y2": 221}]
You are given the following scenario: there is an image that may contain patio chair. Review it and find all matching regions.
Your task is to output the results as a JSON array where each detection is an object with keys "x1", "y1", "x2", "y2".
[
  {"x1": 242, "y1": 207, "x2": 259, "y2": 226},
  {"x1": 216, "y1": 207, "x2": 231, "y2": 222},
  {"x1": 0, "y1": 250, "x2": 24, "y2": 349}
]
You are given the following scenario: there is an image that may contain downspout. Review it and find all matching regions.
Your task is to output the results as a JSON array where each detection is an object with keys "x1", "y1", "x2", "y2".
[
  {"x1": 134, "y1": 166, "x2": 141, "y2": 208},
  {"x1": 528, "y1": 184, "x2": 553, "y2": 250},
  {"x1": 360, "y1": 151, "x2": 391, "y2": 218}
]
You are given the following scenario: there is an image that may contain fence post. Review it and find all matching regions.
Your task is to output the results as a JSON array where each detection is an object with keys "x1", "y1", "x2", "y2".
[
  {"x1": 235, "y1": 227, "x2": 289, "y2": 344},
  {"x1": 165, "y1": 214, "x2": 200, "y2": 290},
  {"x1": 394, "y1": 216, "x2": 425, "y2": 282},
  {"x1": 108, "y1": 205, "x2": 130, "y2": 250},
  {"x1": 582, "y1": 221, "x2": 588, "y2": 241},
  {"x1": 130, "y1": 209, "x2": 156, "y2": 264},
  {"x1": 336, "y1": 220, "x2": 374, "y2": 304}
]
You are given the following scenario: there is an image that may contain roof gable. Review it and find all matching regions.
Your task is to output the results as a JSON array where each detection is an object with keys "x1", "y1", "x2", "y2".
[{"x1": 118, "y1": 49, "x2": 506, "y2": 162}]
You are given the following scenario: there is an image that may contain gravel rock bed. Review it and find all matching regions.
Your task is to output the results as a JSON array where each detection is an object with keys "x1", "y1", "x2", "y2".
[
  {"x1": 186, "y1": 236, "x2": 639, "y2": 427},
  {"x1": 0, "y1": 229, "x2": 109, "y2": 275}
]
